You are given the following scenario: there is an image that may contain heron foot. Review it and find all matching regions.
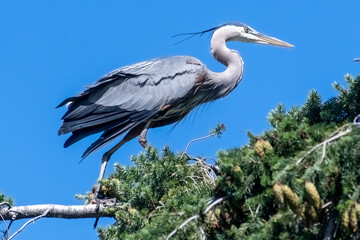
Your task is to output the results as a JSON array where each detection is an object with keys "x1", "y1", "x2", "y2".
[
  {"x1": 91, "y1": 182, "x2": 116, "y2": 228},
  {"x1": 92, "y1": 183, "x2": 101, "y2": 200}
]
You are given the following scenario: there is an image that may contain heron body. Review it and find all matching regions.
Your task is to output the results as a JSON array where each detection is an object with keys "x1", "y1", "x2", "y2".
[{"x1": 58, "y1": 23, "x2": 292, "y2": 181}]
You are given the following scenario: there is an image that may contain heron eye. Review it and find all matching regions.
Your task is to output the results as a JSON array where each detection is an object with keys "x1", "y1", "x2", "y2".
[{"x1": 244, "y1": 27, "x2": 249, "y2": 33}]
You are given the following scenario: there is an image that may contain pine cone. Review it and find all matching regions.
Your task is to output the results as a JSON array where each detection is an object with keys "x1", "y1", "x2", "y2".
[
  {"x1": 300, "y1": 131, "x2": 307, "y2": 139},
  {"x1": 254, "y1": 139, "x2": 272, "y2": 157},
  {"x1": 254, "y1": 140, "x2": 265, "y2": 157},
  {"x1": 101, "y1": 185, "x2": 109, "y2": 196},
  {"x1": 263, "y1": 140, "x2": 273, "y2": 150},
  {"x1": 342, "y1": 209, "x2": 350, "y2": 229},
  {"x1": 350, "y1": 206, "x2": 358, "y2": 232},
  {"x1": 128, "y1": 207, "x2": 138, "y2": 216},
  {"x1": 232, "y1": 166, "x2": 243, "y2": 183},
  {"x1": 355, "y1": 202, "x2": 360, "y2": 219},
  {"x1": 305, "y1": 202, "x2": 318, "y2": 223},
  {"x1": 205, "y1": 208, "x2": 221, "y2": 229},
  {"x1": 273, "y1": 183, "x2": 286, "y2": 209},
  {"x1": 282, "y1": 185, "x2": 304, "y2": 218},
  {"x1": 304, "y1": 181, "x2": 321, "y2": 210}
]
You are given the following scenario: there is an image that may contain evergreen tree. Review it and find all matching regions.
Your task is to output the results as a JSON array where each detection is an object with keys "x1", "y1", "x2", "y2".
[
  {"x1": 3, "y1": 75, "x2": 359, "y2": 239},
  {"x1": 94, "y1": 74, "x2": 360, "y2": 239}
]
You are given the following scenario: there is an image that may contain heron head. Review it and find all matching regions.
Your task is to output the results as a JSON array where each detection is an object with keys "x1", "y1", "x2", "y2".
[
  {"x1": 172, "y1": 22, "x2": 294, "y2": 48},
  {"x1": 220, "y1": 23, "x2": 294, "y2": 48}
]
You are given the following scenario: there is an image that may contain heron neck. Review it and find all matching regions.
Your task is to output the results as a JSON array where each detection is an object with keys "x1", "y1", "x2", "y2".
[{"x1": 207, "y1": 30, "x2": 244, "y2": 95}]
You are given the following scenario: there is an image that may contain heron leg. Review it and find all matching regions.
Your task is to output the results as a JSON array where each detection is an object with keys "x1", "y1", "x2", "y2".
[
  {"x1": 98, "y1": 139, "x2": 126, "y2": 181},
  {"x1": 138, "y1": 122, "x2": 151, "y2": 148},
  {"x1": 93, "y1": 124, "x2": 146, "y2": 199}
]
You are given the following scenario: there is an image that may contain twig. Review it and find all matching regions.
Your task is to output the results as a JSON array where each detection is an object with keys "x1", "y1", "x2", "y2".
[
  {"x1": 320, "y1": 141, "x2": 327, "y2": 164},
  {"x1": 166, "y1": 195, "x2": 230, "y2": 239},
  {"x1": 184, "y1": 133, "x2": 216, "y2": 154},
  {"x1": 296, "y1": 127, "x2": 352, "y2": 166},
  {"x1": 1, "y1": 202, "x2": 12, "y2": 240},
  {"x1": 0, "y1": 203, "x2": 12, "y2": 209},
  {"x1": 203, "y1": 195, "x2": 230, "y2": 214},
  {"x1": 2, "y1": 220, "x2": 13, "y2": 240},
  {"x1": 248, "y1": 206, "x2": 254, "y2": 219},
  {"x1": 255, "y1": 204, "x2": 261, "y2": 215},
  {"x1": 198, "y1": 225, "x2": 206, "y2": 240},
  {"x1": 186, "y1": 156, "x2": 217, "y2": 185},
  {"x1": 148, "y1": 211, "x2": 184, "y2": 220},
  {"x1": 1, "y1": 213, "x2": 8, "y2": 240},
  {"x1": 8, "y1": 209, "x2": 50, "y2": 240},
  {"x1": 354, "y1": 113, "x2": 360, "y2": 124},
  {"x1": 321, "y1": 201, "x2": 333, "y2": 209},
  {"x1": 165, "y1": 215, "x2": 199, "y2": 240},
  {"x1": 184, "y1": 176, "x2": 201, "y2": 193}
]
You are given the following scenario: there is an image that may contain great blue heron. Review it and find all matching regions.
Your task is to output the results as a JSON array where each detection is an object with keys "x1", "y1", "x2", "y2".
[{"x1": 58, "y1": 23, "x2": 293, "y2": 183}]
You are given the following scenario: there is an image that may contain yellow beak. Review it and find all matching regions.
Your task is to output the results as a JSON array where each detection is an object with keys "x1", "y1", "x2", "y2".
[{"x1": 257, "y1": 33, "x2": 294, "y2": 48}]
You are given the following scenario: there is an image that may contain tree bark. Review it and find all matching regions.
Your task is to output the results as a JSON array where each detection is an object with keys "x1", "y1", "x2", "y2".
[{"x1": 0, "y1": 204, "x2": 114, "y2": 220}]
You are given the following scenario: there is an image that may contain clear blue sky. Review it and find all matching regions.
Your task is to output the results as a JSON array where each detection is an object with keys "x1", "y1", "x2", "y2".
[{"x1": 0, "y1": 1, "x2": 359, "y2": 239}]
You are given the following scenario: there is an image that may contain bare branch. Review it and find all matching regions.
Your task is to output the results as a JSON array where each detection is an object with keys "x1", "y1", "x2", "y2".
[
  {"x1": 203, "y1": 195, "x2": 230, "y2": 214},
  {"x1": 0, "y1": 204, "x2": 114, "y2": 221},
  {"x1": 165, "y1": 215, "x2": 199, "y2": 240},
  {"x1": 166, "y1": 195, "x2": 230, "y2": 239},
  {"x1": 296, "y1": 127, "x2": 352, "y2": 166},
  {"x1": 8, "y1": 209, "x2": 50, "y2": 240},
  {"x1": 198, "y1": 224, "x2": 206, "y2": 240},
  {"x1": 321, "y1": 201, "x2": 333, "y2": 209},
  {"x1": 1, "y1": 202, "x2": 12, "y2": 239},
  {"x1": 184, "y1": 133, "x2": 216, "y2": 154},
  {"x1": 354, "y1": 113, "x2": 360, "y2": 124},
  {"x1": 248, "y1": 206, "x2": 254, "y2": 219}
]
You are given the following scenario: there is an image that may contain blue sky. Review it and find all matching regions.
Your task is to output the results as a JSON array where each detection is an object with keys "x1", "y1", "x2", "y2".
[{"x1": 0, "y1": 1, "x2": 359, "y2": 239}]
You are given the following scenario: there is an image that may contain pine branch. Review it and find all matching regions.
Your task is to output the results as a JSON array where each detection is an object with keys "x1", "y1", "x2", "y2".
[{"x1": 0, "y1": 204, "x2": 115, "y2": 221}]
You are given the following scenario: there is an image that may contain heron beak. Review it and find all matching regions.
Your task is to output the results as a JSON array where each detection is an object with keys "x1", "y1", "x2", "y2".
[{"x1": 256, "y1": 33, "x2": 294, "y2": 48}]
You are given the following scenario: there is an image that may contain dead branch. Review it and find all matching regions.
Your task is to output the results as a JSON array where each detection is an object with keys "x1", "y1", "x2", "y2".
[
  {"x1": 184, "y1": 133, "x2": 216, "y2": 154},
  {"x1": 296, "y1": 126, "x2": 352, "y2": 166},
  {"x1": 8, "y1": 209, "x2": 50, "y2": 240},
  {"x1": 0, "y1": 204, "x2": 114, "y2": 221},
  {"x1": 166, "y1": 195, "x2": 230, "y2": 239},
  {"x1": 166, "y1": 215, "x2": 199, "y2": 240}
]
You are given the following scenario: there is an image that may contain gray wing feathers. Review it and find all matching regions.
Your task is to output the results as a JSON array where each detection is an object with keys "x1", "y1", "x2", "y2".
[
  {"x1": 94, "y1": 57, "x2": 202, "y2": 111},
  {"x1": 58, "y1": 56, "x2": 204, "y2": 156}
]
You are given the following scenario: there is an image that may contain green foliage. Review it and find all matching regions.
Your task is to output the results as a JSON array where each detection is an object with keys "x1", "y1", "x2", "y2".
[
  {"x1": 96, "y1": 75, "x2": 360, "y2": 239},
  {"x1": 0, "y1": 192, "x2": 13, "y2": 205},
  {"x1": 302, "y1": 74, "x2": 360, "y2": 124},
  {"x1": 97, "y1": 147, "x2": 214, "y2": 239}
]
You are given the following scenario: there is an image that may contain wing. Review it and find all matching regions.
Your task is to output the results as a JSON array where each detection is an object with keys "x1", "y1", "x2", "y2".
[{"x1": 58, "y1": 56, "x2": 205, "y2": 156}]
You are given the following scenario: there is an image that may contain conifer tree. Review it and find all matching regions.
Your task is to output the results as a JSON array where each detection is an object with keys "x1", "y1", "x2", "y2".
[
  {"x1": 95, "y1": 74, "x2": 360, "y2": 239},
  {"x1": 1, "y1": 75, "x2": 360, "y2": 239}
]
